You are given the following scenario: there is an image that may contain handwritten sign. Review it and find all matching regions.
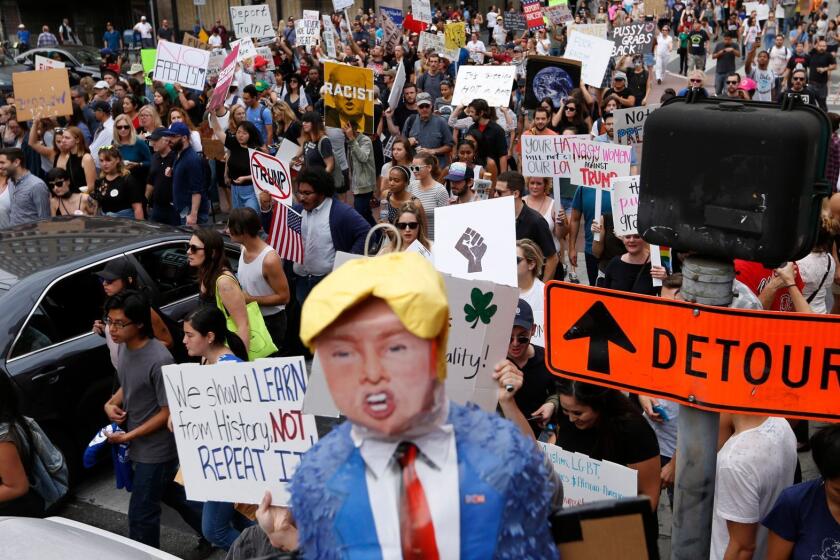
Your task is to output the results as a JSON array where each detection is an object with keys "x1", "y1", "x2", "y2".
[
  {"x1": 444, "y1": 21, "x2": 466, "y2": 50},
  {"x1": 544, "y1": 4, "x2": 573, "y2": 24},
  {"x1": 387, "y1": 59, "x2": 406, "y2": 110},
  {"x1": 153, "y1": 40, "x2": 210, "y2": 91},
  {"x1": 34, "y1": 55, "x2": 65, "y2": 70},
  {"x1": 255, "y1": 47, "x2": 276, "y2": 70},
  {"x1": 332, "y1": 0, "x2": 354, "y2": 11},
  {"x1": 503, "y1": 11, "x2": 526, "y2": 32},
  {"x1": 207, "y1": 52, "x2": 227, "y2": 77},
  {"x1": 539, "y1": 442, "x2": 638, "y2": 508},
  {"x1": 162, "y1": 357, "x2": 318, "y2": 505},
  {"x1": 612, "y1": 175, "x2": 640, "y2": 236},
  {"x1": 521, "y1": 134, "x2": 572, "y2": 178},
  {"x1": 207, "y1": 43, "x2": 240, "y2": 111},
  {"x1": 523, "y1": 0, "x2": 546, "y2": 30},
  {"x1": 381, "y1": 8, "x2": 402, "y2": 54},
  {"x1": 249, "y1": 148, "x2": 294, "y2": 205},
  {"x1": 322, "y1": 15, "x2": 338, "y2": 59},
  {"x1": 295, "y1": 18, "x2": 321, "y2": 48},
  {"x1": 566, "y1": 23, "x2": 609, "y2": 38},
  {"x1": 567, "y1": 138, "x2": 632, "y2": 188},
  {"x1": 231, "y1": 37, "x2": 257, "y2": 62},
  {"x1": 611, "y1": 22, "x2": 656, "y2": 56},
  {"x1": 229, "y1": 5, "x2": 275, "y2": 42},
  {"x1": 613, "y1": 104, "x2": 660, "y2": 145},
  {"x1": 451, "y1": 65, "x2": 517, "y2": 107},
  {"x1": 13, "y1": 68, "x2": 72, "y2": 121},
  {"x1": 412, "y1": 0, "x2": 432, "y2": 23},
  {"x1": 565, "y1": 31, "x2": 614, "y2": 87},
  {"x1": 183, "y1": 32, "x2": 212, "y2": 51}
]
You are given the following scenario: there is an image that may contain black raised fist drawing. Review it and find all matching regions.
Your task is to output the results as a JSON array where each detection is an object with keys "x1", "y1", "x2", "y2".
[{"x1": 455, "y1": 227, "x2": 487, "y2": 273}]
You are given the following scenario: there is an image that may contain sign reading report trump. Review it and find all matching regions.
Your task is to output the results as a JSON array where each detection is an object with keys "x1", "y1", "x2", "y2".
[
  {"x1": 162, "y1": 357, "x2": 318, "y2": 505},
  {"x1": 229, "y1": 5, "x2": 275, "y2": 42},
  {"x1": 546, "y1": 282, "x2": 840, "y2": 422},
  {"x1": 153, "y1": 40, "x2": 210, "y2": 91},
  {"x1": 451, "y1": 65, "x2": 517, "y2": 107},
  {"x1": 323, "y1": 62, "x2": 375, "y2": 134},
  {"x1": 539, "y1": 442, "x2": 638, "y2": 507},
  {"x1": 13, "y1": 68, "x2": 72, "y2": 121}
]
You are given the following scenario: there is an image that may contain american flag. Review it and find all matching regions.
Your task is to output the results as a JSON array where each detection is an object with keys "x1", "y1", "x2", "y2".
[{"x1": 268, "y1": 204, "x2": 304, "y2": 264}]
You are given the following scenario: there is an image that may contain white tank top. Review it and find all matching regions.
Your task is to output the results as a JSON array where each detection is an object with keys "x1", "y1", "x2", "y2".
[{"x1": 237, "y1": 245, "x2": 285, "y2": 316}]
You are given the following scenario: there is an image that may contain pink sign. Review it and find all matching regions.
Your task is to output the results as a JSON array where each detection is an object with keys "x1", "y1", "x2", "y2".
[{"x1": 207, "y1": 44, "x2": 240, "y2": 111}]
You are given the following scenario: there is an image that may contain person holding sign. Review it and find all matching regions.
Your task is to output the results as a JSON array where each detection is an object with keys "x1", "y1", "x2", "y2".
[
  {"x1": 256, "y1": 252, "x2": 560, "y2": 558},
  {"x1": 599, "y1": 231, "x2": 667, "y2": 295}
]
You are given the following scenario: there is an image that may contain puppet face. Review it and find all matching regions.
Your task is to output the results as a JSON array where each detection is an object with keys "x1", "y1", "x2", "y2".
[{"x1": 317, "y1": 298, "x2": 437, "y2": 436}]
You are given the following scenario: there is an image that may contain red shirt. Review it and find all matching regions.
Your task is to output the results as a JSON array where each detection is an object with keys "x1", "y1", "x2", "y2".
[{"x1": 734, "y1": 260, "x2": 805, "y2": 312}]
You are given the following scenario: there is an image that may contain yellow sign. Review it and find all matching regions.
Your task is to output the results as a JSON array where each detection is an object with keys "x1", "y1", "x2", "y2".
[{"x1": 445, "y1": 21, "x2": 466, "y2": 50}]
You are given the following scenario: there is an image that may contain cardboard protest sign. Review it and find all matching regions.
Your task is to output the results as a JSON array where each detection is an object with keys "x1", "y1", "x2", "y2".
[
  {"x1": 207, "y1": 42, "x2": 239, "y2": 111},
  {"x1": 154, "y1": 40, "x2": 210, "y2": 91},
  {"x1": 332, "y1": 0, "x2": 354, "y2": 11},
  {"x1": 613, "y1": 104, "x2": 660, "y2": 145},
  {"x1": 451, "y1": 65, "x2": 516, "y2": 107},
  {"x1": 544, "y1": 4, "x2": 573, "y2": 24},
  {"x1": 387, "y1": 60, "x2": 406, "y2": 110},
  {"x1": 201, "y1": 138, "x2": 225, "y2": 161},
  {"x1": 563, "y1": 137, "x2": 632, "y2": 188},
  {"x1": 295, "y1": 18, "x2": 321, "y2": 48},
  {"x1": 503, "y1": 11, "x2": 527, "y2": 32},
  {"x1": 255, "y1": 47, "x2": 276, "y2": 70},
  {"x1": 249, "y1": 147, "x2": 295, "y2": 204},
  {"x1": 13, "y1": 68, "x2": 72, "y2": 121},
  {"x1": 141, "y1": 48, "x2": 156, "y2": 85},
  {"x1": 646, "y1": 0, "x2": 666, "y2": 15},
  {"x1": 162, "y1": 357, "x2": 318, "y2": 506},
  {"x1": 524, "y1": 55, "x2": 581, "y2": 110},
  {"x1": 229, "y1": 5, "x2": 275, "y2": 42},
  {"x1": 523, "y1": 0, "x2": 546, "y2": 30},
  {"x1": 412, "y1": 0, "x2": 432, "y2": 23},
  {"x1": 323, "y1": 62, "x2": 375, "y2": 134},
  {"x1": 231, "y1": 38, "x2": 256, "y2": 62},
  {"x1": 35, "y1": 55, "x2": 65, "y2": 70},
  {"x1": 565, "y1": 31, "x2": 613, "y2": 87},
  {"x1": 539, "y1": 442, "x2": 638, "y2": 507},
  {"x1": 381, "y1": 6, "x2": 404, "y2": 26},
  {"x1": 380, "y1": 8, "x2": 402, "y2": 54},
  {"x1": 183, "y1": 32, "x2": 212, "y2": 51},
  {"x1": 566, "y1": 23, "x2": 609, "y2": 38},
  {"x1": 444, "y1": 21, "x2": 467, "y2": 50},
  {"x1": 434, "y1": 196, "x2": 518, "y2": 287},
  {"x1": 611, "y1": 22, "x2": 656, "y2": 56},
  {"x1": 611, "y1": 175, "x2": 640, "y2": 236}
]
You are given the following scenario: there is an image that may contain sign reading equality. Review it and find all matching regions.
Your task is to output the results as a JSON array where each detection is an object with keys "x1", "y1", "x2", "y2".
[{"x1": 545, "y1": 282, "x2": 840, "y2": 421}]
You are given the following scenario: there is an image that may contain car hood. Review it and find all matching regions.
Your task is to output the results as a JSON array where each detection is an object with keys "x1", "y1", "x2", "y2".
[{"x1": 0, "y1": 64, "x2": 32, "y2": 86}]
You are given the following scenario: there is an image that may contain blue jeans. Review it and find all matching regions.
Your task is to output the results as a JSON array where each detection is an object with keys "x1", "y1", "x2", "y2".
[
  {"x1": 150, "y1": 204, "x2": 180, "y2": 226},
  {"x1": 202, "y1": 501, "x2": 253, "y2": 550},
  {"x1": 232, "y1": 184, "x2": 260, "y2": 214},
  {"x1": 105, "y1": 208, "x2": 136, "y2": 219},
  {"x1": 354, "y1": 191, "x2": 374, "y2": 226},
  {"x1": 129, "y1": 459, "x2": 203, "y2": 548},
  {"x1": 294, "y1": 274, "x2": 325, "y2": 307}
]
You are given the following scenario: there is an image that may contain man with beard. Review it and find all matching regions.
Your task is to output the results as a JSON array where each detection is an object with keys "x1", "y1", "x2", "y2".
[
  {"x1": 527, "y1": 107, "x2": 558, "y2": 136},
  {"x1": 781, "y1": 68, "x2": 819, "y2": 106},
  {"x1": 163, "y1": 122, "x2": 209, "y2": 226},
  {"x1": 304, "y1": 67, "x2": 323, "y2": 108},
  {"x1": 446, "y1": 162, "x2": 476, "y2": 204},
  {"x1": 807, "y1": 38, "x2": 836, "y2": 110}
]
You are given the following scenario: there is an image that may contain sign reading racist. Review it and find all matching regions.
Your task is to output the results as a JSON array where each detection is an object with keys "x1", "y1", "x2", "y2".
[{"x1": 323, "y1": 62, "x2": 375, "y2": 134}]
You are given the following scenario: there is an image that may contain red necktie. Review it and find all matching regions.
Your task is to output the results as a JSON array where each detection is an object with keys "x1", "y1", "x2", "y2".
[{"x1": 397, "y1": 442, "x2": 440, "y2": 560}]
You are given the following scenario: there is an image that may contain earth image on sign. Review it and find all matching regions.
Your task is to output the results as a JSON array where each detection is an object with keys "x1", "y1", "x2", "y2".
[
  {"x1": 533, "y1": 66, "x2": 575, "y2": 109},
  {"x1": 250, "y1": 150, "x2": 292, "y2": 203}
]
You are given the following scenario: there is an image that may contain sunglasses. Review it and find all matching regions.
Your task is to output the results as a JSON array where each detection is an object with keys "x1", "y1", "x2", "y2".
[
  {"x1": 565, "y1": 106, "x2": 576, "y2": 112},
  {"x1": 689, "y1": 78, "x2": 703, "y2": 83},
  {"x1": 792, "y1": 76, "x2": 806, "y2": 81},
  {"x1": 395, "y1": 221, "x2": 420, "y2": 230},
  {"x1": 726, "y1": 80, "x2": 738, "y2": 85},
  {"x1": 115, "y1": 125, "x2": 131, "y2": 130},
  {"x1": 409, "y1": 164, "x2": 428, "y2": 172},
  {"x1": 516, "y1": 256, "x2": 525, "y2": 264},
  {"x1": 48, "y1": 179, "x2": 68, "y2": 186},
  {"x1": 510, "y1": 335, "x2": 530, "y2": 345},
  {"x1": 186, "y1": 244, "x2": 205, "y2": 253}
]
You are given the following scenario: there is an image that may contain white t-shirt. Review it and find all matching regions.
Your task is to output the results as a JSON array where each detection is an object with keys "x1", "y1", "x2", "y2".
[
  {"x1": 749, "y1": 66, "x2": 775, "y2": 101},
  {"x1": 769, "y1": 45, "x2": 791, "y2": 77},
  {"x1": 134, "y1": 21, "x2": 153, "y2": 39},
  {"x1": 536, "y1": 38, "x2": 551, "y2": 55},
  {"x1": 520, "y1": 278, "x2": 545, "y2": 347},
  {"x1": 208, "y1": 34, "x2": 223, "y2": 48},
  {"x1": 487, "y1": 11, "x2": 497, "y2": 27},
  {"x1": 710, "y1": 417, "x2": 797, "y2": 560},
  {"x1": 797, "y1": 251, "x2": 835, "y2": 313},
  {"x1": 644, "y1": 399, "x2": 679, "y2": 457},
  {"x1": 467, "y1": 40, "x2": 486, "y2": 63},
  {"x1": 655, "y1": 34, "x2": 673, "y2": 56}
]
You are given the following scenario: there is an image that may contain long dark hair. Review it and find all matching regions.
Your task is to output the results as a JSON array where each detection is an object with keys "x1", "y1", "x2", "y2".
[
  {"x1": 185, "y1": 306, "x2": 248, "y2": 361},
  {"x1": 557, "y1": 379, "x2": 642, "y2": 461},
  {"x1": 194, "y1": 228, "x2": 228, "y2": 298},
  {"x1": 237, "y1": 121, "x2": 263, "y2": 149}
]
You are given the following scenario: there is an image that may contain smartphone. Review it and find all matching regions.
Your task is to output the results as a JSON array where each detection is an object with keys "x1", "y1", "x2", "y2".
[{"x1": 652, "y1": 404, "x2": 671, "y2": 422}]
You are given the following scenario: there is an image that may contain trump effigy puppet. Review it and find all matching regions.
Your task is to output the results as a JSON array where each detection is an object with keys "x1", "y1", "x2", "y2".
[{"x1": 257, "y1": 252, "x2": 560, "y2": 559}]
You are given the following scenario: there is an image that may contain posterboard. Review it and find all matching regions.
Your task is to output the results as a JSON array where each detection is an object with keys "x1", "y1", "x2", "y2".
[
  {"x1": 182, "y1": 32, "x2": 212, "y2": 51},
  {"x1": 544, "y1": 4, "x2": 573, "y2": 24},
  {"x1": 333, "y1": 0, "x2": 354, "y2": 11},
  {"x1": 249, "y1": 147, "x2": 294, "y2": 205},
  {"x1": 523, "y1": 0, "x2": 546, "y2": 30},
  {"x1": 229, "y1": 5, "x2": 275, "y2": 42},
  {"x1": 444, "y1": 21, "x2": 466, "y2": 50},
  {"x1": 566, "y1": 23, "x2": 609, "y2": 38},
  {"x1": 564, "y1": 137, "x2": 632, "y2": 188},
  {"x1": 34, "y1": 55, "x2": 65, "y2": 70},
  {"x1": 521, "y1": 134, "x2": 572, "y2": 178},
  {"x1": 503, "y1": 11, "x2": 527, "y2": 32},
  {"x1": 744, "y1": 1, "x2": 760, "y2": 15},
  {"x1": 202, "y1": 137, "x2": 225, "y2": 161},
  {"x1": 255, "y1": 47, "x2": 276, "y2": 70},
  {"x1": 207, "y1": 43, "x2": 239, "y2": 111},
  {"x1": 381, "y1": 6, "x2": 404, "y2": 26},
  {"x1": 433, "y1": 196, "x2": 518, "y2": 287},
  {"x1": 162, "y1": 358, "x2": 317, "y2": 506},
  {"x1": 295, "y1": 18, "x2": 321, "y2": 48},
  {"x1": 323, "y1": 62, "x2": 375, "y2": 134},
  {"x1": 381, "y1": 8, "x2": 402, "y2": 54},
  {"x1": 141, "y1": 48, "x2": 157, "y2": 85},
  {"x1": 451, "y1": 65, "x2": 517, "y2": 107},
  {"x1": 611, "y1": 175, "x2": 640, "y2": 236},
  {"x1": 565, "y1": 31, "x2": 613, "y2": 87},
  {"x1": 539, "y1": 442, "x2": 638, "y2": 508},
  {"x1": 153, "y1": 40, "x2": 210, "y2": 91},
  {"x1": 322, "y1": 15, "x2": 337, "y2": 59},
  {"x1": 387, "y1": 60, "x2": 406, "y2": 110},
  {"x1": 231, "y1": 37, "x2": 256, "y2": 62},
  {"x1": 13, "y1": 68, "x2": 73, "y2": 121},
  {"x1": 613, "y1": 104, "x2": 660, "y2": 145},
  {"x1": 412, "y1": 0, "x2": 432, "y2": 23},
  {"x1": 524, "y1": 55, "x2": 581, "y2": 109},
  {"x1": 207, "y1": 52, "x2": 226, "y2": 76},
  {"x1": 646, "y1": 0, "x2": 667, "y2": 15},
  {"x1": 611, "y1": 22, "x2": 656, "y2": 56}
]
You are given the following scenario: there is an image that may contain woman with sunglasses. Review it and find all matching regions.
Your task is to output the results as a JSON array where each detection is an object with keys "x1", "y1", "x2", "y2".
[
  {"x1": 517, "y1": 239, "x2": 546, "y2": 347},
  {"x1": 45, "y1": 167, "x2": 95, "y2": 216},
  {"x1": 278, "y1": 74, "x2": 311, "y2": 120},
  {"x1": 555, "y1": 99, "x2": 590, "y2": 135},
  {"x1": 677, "y1": 70, "x2": 710, "y2": 97},
  {"x1": 92, "y1": 146, "x2": 145, "y2": 220},
  {"x1": 27, "y1": 121, "x2": 96, "y2": 194},
  {"x1": 379, "y1": 200, "x2": 432, "y2": 253},
  {"x1": 408, "y1": 154, "x2": 449, "y2": 241},
  {"x1": 113, "y1": 113, "x2": 152, "y2": 186}
]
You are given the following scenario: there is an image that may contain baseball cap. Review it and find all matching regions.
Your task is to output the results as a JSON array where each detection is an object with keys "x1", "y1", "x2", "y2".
[
  {"x1": 254, "y1": 80, "x2": 270, "y2": 92},
  {"x1": 738, "y1": 77, "x2": 757, "y2": 92},
  {"x1": 89, "y1": 100, "x2": 111, "y2": 113},
  {"x1": 93, "y1": 80, "x2": 110, "y2": 90},
  {"x1": 445, "y1": 162, "x2": 474, "y2": 181},
  {"x1": 254, "y1": 55, "x2": 268, "y2": 69},
  {"x1": 147, "y1": 127, "x2": 172, "y2": 140},
  {"x1": 513, "y1": 299, "x2": 534, "y2": 332},
  {"x1": 128, "y1": 63, "x2": 144, "y2": 75},
  {"x1": 416, "y1": 92, "x2": 433, "y2": 106},
  {"x1": 613, "y1": 70, "x2": 627, "y2": 81},
  {"x1": 513, "y1": 45, "x2": 523, "y2": 53},
  {"x1": 168, "y1": 122, "x2": 190, "y2": 137},
  {"x1": 97, "y1": 258, "x2": 137, "y2": 282}
]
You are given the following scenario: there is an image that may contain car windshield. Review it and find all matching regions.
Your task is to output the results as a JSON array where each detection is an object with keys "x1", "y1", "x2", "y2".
[
  {"x1": 0, "y1": 52, "x2": 15, "y2": 66},
  {"x1": 69, "y1": 48, "x2": 101, "y2": 65}
]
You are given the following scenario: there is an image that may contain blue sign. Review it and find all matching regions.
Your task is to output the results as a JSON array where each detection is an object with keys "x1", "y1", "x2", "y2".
[{"x1": 381, "y1": 7, "x2": 404, "y2": 26}]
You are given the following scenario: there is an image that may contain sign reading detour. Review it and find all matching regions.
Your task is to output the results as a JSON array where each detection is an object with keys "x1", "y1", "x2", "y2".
[{"x1": 545, "y1": 282, "x2": 840, "y2": 421}]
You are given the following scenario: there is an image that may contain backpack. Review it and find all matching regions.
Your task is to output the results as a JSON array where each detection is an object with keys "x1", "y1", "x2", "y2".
[{"x1": 15, "y1": 417, "x2": 69, "y2": 510}]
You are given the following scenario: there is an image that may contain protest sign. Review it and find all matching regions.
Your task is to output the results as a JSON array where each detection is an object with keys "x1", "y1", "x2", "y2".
[
  {"x1": 250, "y1": 148, "x2": 294, "y2": 205},
  {"x1": 613, "y1": 104, "x2": 660, "y2": 145},
  {"x1": 255, "y1": 46, "x2": 276, "y2": 70},
  {"x1": 503, "y1": 11, "x2": 527, "y2": 32},
  {"x1": 544, "y1": 4, "x2": 573, "y2": 24},
  {"x1": 444, "y1": 21, "x2": 466, "y2": 50},
  {"x1": 182, "y1": 32, "x2": 212, "y2": 51},
  {"x1": 538, "y1": 442, "x2": 638, "y2": 508},
  {"x1": 434, "y1": 196, "x2": 518, "y2": 287},
  {"x1": 303, "y1": 10, "x2": 319, "y2": 20},
  {"x1": 231, "y1": 37, "x2": 256, "y2": 62},
  {"x1": 141, "y1": 48, "x2": 156, "y2": 85},
  {"x1": 207, "y1": 43, "x2": 239, "y2": 111},
  {"x1": 381, "y1": 8, "x2": 402, "y2": 54},
  {"x1": 207, "y1": 52, "x2": 226, "y2": 76},
  {"x1": 229, "y1": 5, "x2": 275, "y2": 42},
  {"x1": 381, "y1": 6, "x2": 404, "y2": 26},
  {"x1": 34, "y1": 55, "x2": 65, "y2": 70},
  {"x1": 13, "y1": 68, "x2": 72, "y2": 121},
  {"x1": 565, "y1": 138, "x2": 633, "y2": 188},
  {"x1": 611, "y1": 175, "x2": 640, "y2": 236},
  {"x1": 323, "y1": 62, "x2": 375, "y2": 134},
  {"x1": 524, "y1": 55, "x2": 581, "y2": 109},
  {"x1": 451, "y1": 65, "x2": 516, "y2": 107},
  {"x1": 322, "y1": 15, "x2": 337, "y2": 59},
  {"x1": 162, "y1": 357, "x2": 318, "y2": 506},
  {"x1": 332, "y1": 0, "x2": 354, "y2": 11},
  {"x1": 566, "y1": 23, "x2": 609, "y2": 38},
  {"x1": 412, "y1": 0, "x2": 432, "y2": 23},
  {"x1": 202, "y1": 138, "x2": 225, "y2": 161},
  {"x1": 611, "y1": 22, "x2": 656, "y2": 56},
  {"x1": 775, "y1": 4, "x2": 785, "y2": 19},
  {"x1": 565, "y1": 31, "x2": 613, "y2": 87},
  {"x1": 153, "y1": 40, "x2": 210, "y2": 91},
  {"x1": 523, "y1": 0, "x2": 546, "y2": 30},
  {"x1": 295, "y1": 18, "x2": 321, "y2": 48},
  {"x1": 646, "y1": 0, "x2": 667, "y2": 15},
  {"x1": 387, "y1": 60, "x2": 406, "y2": 110},
  {"x1": 744, "y1": 1, "x2": 760, "y2": 15},
  {"x1": 407, "y1": 239, "x2": 433, "y2": 260},
  {"x1": 521, "y1": 135, "x2": 572, "y2": 178}
]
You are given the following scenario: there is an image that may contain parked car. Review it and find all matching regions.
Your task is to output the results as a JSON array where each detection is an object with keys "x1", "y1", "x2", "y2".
[
  {"x1": 0, "y1": 217, "x2": 240, "y2": 476},
  {"x1": 14, "y1": 45, "x2": 103, "y2": 83},
  {"x1": 0, "y1": 51, "x2": 32, "y2": 94}
]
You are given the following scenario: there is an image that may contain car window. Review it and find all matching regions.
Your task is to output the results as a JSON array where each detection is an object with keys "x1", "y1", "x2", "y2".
[
  {"x1": 11, "y1": 305, "x2": 61, "y2": 358},
  {"x1": 71, "y1": 49, "x2": 101, "y2": 65},
  {"x1": 133, "y1": 242, "x2": 198, "y2": 306}
]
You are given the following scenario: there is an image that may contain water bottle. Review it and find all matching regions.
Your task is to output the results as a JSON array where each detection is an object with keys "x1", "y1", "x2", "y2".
[{"x1": 379, "y1": 196, "x2": 390, "y2": 222}]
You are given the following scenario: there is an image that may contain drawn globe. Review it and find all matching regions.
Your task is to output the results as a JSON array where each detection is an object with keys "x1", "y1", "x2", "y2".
[{"x1": 532, "y1": 66, "x2": 574, "y2": 108}]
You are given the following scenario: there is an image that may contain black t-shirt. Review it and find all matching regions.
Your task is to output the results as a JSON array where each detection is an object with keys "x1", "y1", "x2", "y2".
[
  {"x1": 224, "y1": 133, "x2": 252, "y2": 183},
  {"x1": 157, "y1": 27, "x2": 174, "y2": 42},
  {"x1": 781, "y1": 87, "x2": 819, "y2": 106},
  {"x1": 554, "y1": 409, "x2": 660, "y2": 465},
  {"x1": 627, "y1": 71, "x2": 648, "y2": 106},
  {"x1": 468, "y1": 121, "x2": 508, "y2": 168},
  {"x1": 303, "y1": 136, "x2": 332, "y2": 169},
  {"x1": 808, "y1": 51, "x2": 834, "y2": 84},
  {"x1": 602, "y1": 256, "x2": 657, "y2": 295},
  {"x1": 180, "y1": 91, "x2": 205, "y2": 128},
  {"x1": 516, "y1": 204, "x2": 556, "y2": 261},
  {"x1": 513, "y1": 345, "x2": 558, "y2": 436},
  {"x1": 148, "y1": 151, "x2": 175, "y2": 207},
  {"x1": 282, "y1": 120, "x2": 302, "y2": 144},
  {"x1": 713, "y1": 42, "x2": 738, "y2": 74},
  {"x1": 786, "y1": 52, "x2": 810, "y2": 73},
  {"x1": 605, "y1": 87, "x2": 635, "y2": 106},
  {"x1": 393, "y1": 102, "x2": 418, "y2": 132},
  {"x1": 687, "y1": 29, "x2": 709, "y2": 55},
  {"x1": 94, "y1": 174, "x2": 144, "y2": 214}
]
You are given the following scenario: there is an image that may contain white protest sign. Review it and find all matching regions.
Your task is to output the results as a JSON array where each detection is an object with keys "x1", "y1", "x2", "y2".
[
  {"x1": 775, "y1": 4, "x2": 785, "y2": 19},
  {"x1": 565, "y1": 31, "x2": 613, "y2": 87},
  {"x1": 744, "y1": 1, "x2": 760, "y2": 15},
  {"x1": 539, "y1": 442, "x2": 638, "y2": 507},
  {"x1": 407, "y1": 239, "x2": 433, "y2": 260},
  {"x1": 612, "y1": 175, "x2": 640, "y2": 236},
  {"x1": 231, "y1": 37, "x2": 257, "y2": 62},
  {"x1": 153, "y1": 40, "x2": 210, "y2": 91},
  {"x1": 521, "y1": 134, "x2": 572, "y2": 178},
  {"x1": 255, "y1": 46, "x2": 276, "y2": 70},
  {"x1": 295, "y1": 18, "x2": 321, "y2": 48},
  {"x1": 563, "y1": 137, "x2": 632, "y2": 188},
  {"x1": 565, "y1": 23, "x2": 609, "y2": 38},
  {"x1": 162, "y1": 357, "x2": 318, "y2": 506},
  {"x1": 303, "y1": 10, "x2": 320, "y2": 20},
  {"x1": 756, "y1": 3, "x2": 770, "y2": 19},
  {"x1": 207, "y1": 52, "x2": 227, "y2": 76},
  {"x1": 249, "y1": 148, "x2": 294, "y2": 205},
  {"x1": 388, "y1": 61, "x2": 406, "y2": 110},
  {"x1": 35, "y1": 55, "x2": 65, "y2": 70},
  {"x1": 434, "y1": 196, "x2": 518, "y2": 288},
  {"x1": 333, "y1": 0, "x2": 354, "y2": 11},
  {"x1": 613, "y1": 104, "x2": 660, "y2": 145},
  {"x1": 230, "y1": 5, "x2": 275, "y2": 42},
  {"x1": 412, "y1": 0, "x2": 433, "y2": 23},
  {"x1": 451, "y1": 65, "x2": 517, "y2": 107},
  {"x1": 322, "y1": 15, "x2": 337, "y2": 59}
]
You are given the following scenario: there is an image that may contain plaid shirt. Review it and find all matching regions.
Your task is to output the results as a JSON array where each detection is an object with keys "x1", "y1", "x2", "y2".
[
  {"x1": 827, "y1": 133, "x2": 840, "y2": 191},
  {"x1": 37, "y1": 32, "x2": 59, "y2": 47}
]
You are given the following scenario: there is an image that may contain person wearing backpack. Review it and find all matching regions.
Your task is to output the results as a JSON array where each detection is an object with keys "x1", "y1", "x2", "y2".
[{"x1": 242, "y1": 84, "x2": 273, "y2": 146}]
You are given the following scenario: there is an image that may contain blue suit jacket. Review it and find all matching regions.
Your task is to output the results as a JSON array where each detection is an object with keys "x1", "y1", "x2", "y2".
[
  {"x1": 292, "y1": 198, "x2": 371, "y2": 256},
  {"x1": 290, "y1": 402, "x2": 558, "y2": 559}
]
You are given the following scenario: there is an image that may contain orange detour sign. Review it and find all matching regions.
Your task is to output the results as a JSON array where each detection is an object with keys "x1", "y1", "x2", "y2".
[{"x1": 545, "y1": 282, "x2": 840, "y2": 422}]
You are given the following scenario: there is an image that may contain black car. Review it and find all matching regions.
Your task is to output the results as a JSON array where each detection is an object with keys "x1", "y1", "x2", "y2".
[
  {"x1": 0, "y1": 51, "x2": 32, "y2": 94},
  {"x1": 0, "y1": 217, "x2": 240, "y2": 475}
]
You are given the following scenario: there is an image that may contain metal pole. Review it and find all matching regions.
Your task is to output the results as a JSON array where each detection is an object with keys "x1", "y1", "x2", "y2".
[{"x1": 670, "y1": 256, "x2": 734, "y2": 560}]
